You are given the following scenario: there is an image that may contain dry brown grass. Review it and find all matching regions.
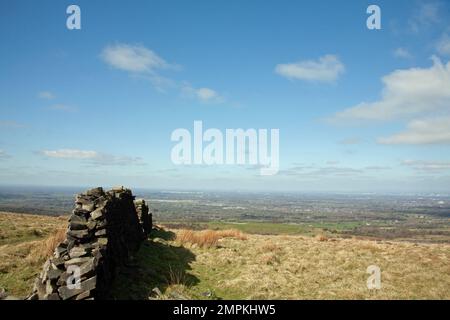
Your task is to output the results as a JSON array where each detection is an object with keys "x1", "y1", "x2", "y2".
[
  {"x1": 0, "y1": 212, "x2": 67, "y2": 297},
  {"x1": 188, "y1": 234, "x2": 450, "y2": 299},
  {"x1": 315, "y1": 234, "x2": 329, "y2": 242},
  {"x1": 216, "y1": 229, "x2": 248, "y2": 240},
  {"x1": 0, "y1": 211, "x2": 67, "y2": 246},
  {"x1": 26, "y1": 227, "x2": 66, "y2": 263},
  {"x1": 261, "y1": 241, "x2": 282, "y2": 253},
  {"x1": 167, "y1": 265, "x2": 189, "y2": 286},
  {"x1": 175, "y1": 229, "x2": 247, "y2": 248},
  {"x1": 2, "y1": 211, "x2": 449, "y2": 300},
  {"x1": 260, "y1": 253, "x2": 281, "y2": 265}
]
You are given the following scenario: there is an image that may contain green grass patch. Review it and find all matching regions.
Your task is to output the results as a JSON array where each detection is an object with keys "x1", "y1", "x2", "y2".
[{"x1": 160, "y1": 220, "x2": 367, "y2": 236}]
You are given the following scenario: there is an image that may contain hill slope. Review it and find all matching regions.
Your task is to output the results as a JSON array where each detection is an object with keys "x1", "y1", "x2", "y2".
[{"x1": 1, "y1": 212, "x2": 449, "y2": 299}]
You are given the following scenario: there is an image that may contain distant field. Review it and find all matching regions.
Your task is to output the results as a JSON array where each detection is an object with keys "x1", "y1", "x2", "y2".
[
  {"x1": 161, "y1": 220, "x2": 364, "y2": 238},
  {"x1": 1, "y1": 211, "x2": 449, "y2": 300},
  {"x1": 160, "y1": 220, "x2": 450, "y2": 243},
  {"x1": 1, "y1": 188, "x2": 449, "y2": 244}
]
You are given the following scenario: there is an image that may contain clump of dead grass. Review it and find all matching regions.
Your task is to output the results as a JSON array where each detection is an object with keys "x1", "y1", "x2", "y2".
[
  {"x1": 261, "y1": 241, "x2": 282, "y2": 253},
  {"x1": 26, "y1": 227, "x2": 66, "y2": 264},
  {"x1": 167, "y1": 265, "x2": 190, "y2": 286},
  {"x1": 315, "y1": 234, "x2": 329, "y2": 242},
  {"x1": 216, "y1": 229, "x2": 248, "y2": 240},
  {"x1": 176, "y1": 229, "x2": 247, "y2": 248},
  {"x1": 260, "y1": 253, "x2": 281, "y2": 265}
]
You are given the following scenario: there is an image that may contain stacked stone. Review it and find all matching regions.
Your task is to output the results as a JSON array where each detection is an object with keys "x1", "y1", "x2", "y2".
[
  {"x1": 134, "y1": 199, "x2": 152, "y2": 237},
  {"x1": 29, "y1": 186, "x2": 147, "y2": 300}
]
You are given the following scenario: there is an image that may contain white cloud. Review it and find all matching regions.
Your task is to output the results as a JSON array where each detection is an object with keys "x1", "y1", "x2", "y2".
[
  {"x1": 378, "y1": 117, "x2": 450, "y2": 144},
  {"x1": 182, "y1": 84, "x2": 224, "y2": 103},
  {"x1": 278, "y1": 165, "x2": 363, "y2": 177},
  {"x1": 401, "y1": 159, "x2": 450, "y2": 172},
  {"x1": 42, "y1": 149, "x2": 98, "y2": 159},
  {"x1": 393, "y1": 47, "x2": 412, "y2": 59},
  {"x1": 275, "y1": 54, "x2": 345, "y2": 83},
  {"x1": 436, "y1": 33, "x2": 450, "y2": 56},
  {"x1": 408, "y1": 1, "x2": 441, "y2": 33},
  {"x1": 329, "y1": 57, "x2": 450, "y2": 122},
  {"x1": 38, "y1": 91, "x2": 55, "y2": 100},
  {"x1": 197, "y1": 88, "x2": 218, "y2": 101},
  {"x1": 101, "y1": 44, "x2": 171, "y2": 73},
  {"x1": 40, "y1": 149, "x2": 145, "y2": 166},
  {"x1": 100, "y1": 43, "x2": 230, "y2": 102},
  {"x1": 101, "y1": 43, "x2": 181, "y2": 92}
]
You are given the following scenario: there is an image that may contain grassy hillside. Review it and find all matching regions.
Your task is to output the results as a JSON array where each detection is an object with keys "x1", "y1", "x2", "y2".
[
  {"x1": 1, "y1": 211, "x2": 449, "y2": 299},
  {"x1": 0, "y1": 212, "x2": 67, "y2": 297}
]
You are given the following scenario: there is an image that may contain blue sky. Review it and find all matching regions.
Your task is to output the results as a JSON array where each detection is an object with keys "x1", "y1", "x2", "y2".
[{"x1": 1, "y1": 0, "x2": 450, "y2": 193}]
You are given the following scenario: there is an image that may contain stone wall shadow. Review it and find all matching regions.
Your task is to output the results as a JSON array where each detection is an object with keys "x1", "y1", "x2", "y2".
[{"x1": 110, "y1": 229, "x2": 198, "y2": 300}]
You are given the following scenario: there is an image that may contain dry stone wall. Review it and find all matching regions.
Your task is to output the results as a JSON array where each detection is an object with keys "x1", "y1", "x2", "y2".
[
  {"x1": 28, "y1": 186, "x2": 152, "y2": 300},
  {"x1": 135, "y1": 198, "x2": 152, "y2": 237}
]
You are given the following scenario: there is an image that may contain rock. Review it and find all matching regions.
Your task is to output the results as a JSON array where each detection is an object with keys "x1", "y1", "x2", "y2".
[
  {"x1": 94, "y1": 196, "x2": 108, "y2": 208},
  {"x1": 79, "y1": 260, "x2": 96, "y2": 278},
  {"x1": 70, "y1": 220, "x2": 87, "y2": 230},
  {"x1": 96, "y1": 238, "x2": 108, "y2": 246},
  {"x1": 201, "y1": 290, "x2": 213, "y2": 297},
  {"x1": 57, "y1": 272, "x2": 70, "y2": 286},
  {"x1": 68, "y1": 229, "x2": 89, "y2": 239},
  {"x1": 70, "y1": 214, "x2": 86, "y2": 223},
  {"x1": 55, "y1": 244, "x2": 68, "y2": 258},
  {"x1": 86, "y1": 219, "x2": 97, "y2": 230},
  {"x1": 90, "y1": 208, "x2": 104, "y2": 220},
  {"x1": 82, "y1": 203, "x2": 95, "y2": 211},
  {"x1": 0, "y1": 287, "x2": 7, "y2": 299},
  {"x1": 64, "y1": 256, "x2": 92, "y2": 266},
  {"x1": 96, "y1": 219, "x2": 108, "y2": 229},
  {"x1": 69, "y1": 247, "x2": 89, "y2": 258},
  {"x1": 51, "y1": 257, "x2": 66, "y2": 269},
  {"x1": 86, "y1": 187, "x2": 104, "y2": 197},
  {"x1": 44, "y1": 293, "x2": 61, "y2": 300},
  {"x1": 75, "y1": 290, "x2": 91, "y2": 300},
  {"x1": 45, "y1": 280, "x2": 56, "y2": 295},
  {"x1": 58, "y1": 276, "x2": 97, "y2": 300},
  {"x1": 169, "y1": 290, "x2": 188, "y2": 300},
  {"x1": 152, "y1": 287, "x2": 163, "y2": 297},
  {"x1": 47, "y1": 268, "x2": 62, "y2": 280},
  {"x1": 95, "y1": 229, "x2": 107, "y2": 236},
  {"x1": 72, "y1": 209, "x2": 90, "y2": 217},
  {"x1": 135, "y1": 199, "x2": 151, "y2": 236}
]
